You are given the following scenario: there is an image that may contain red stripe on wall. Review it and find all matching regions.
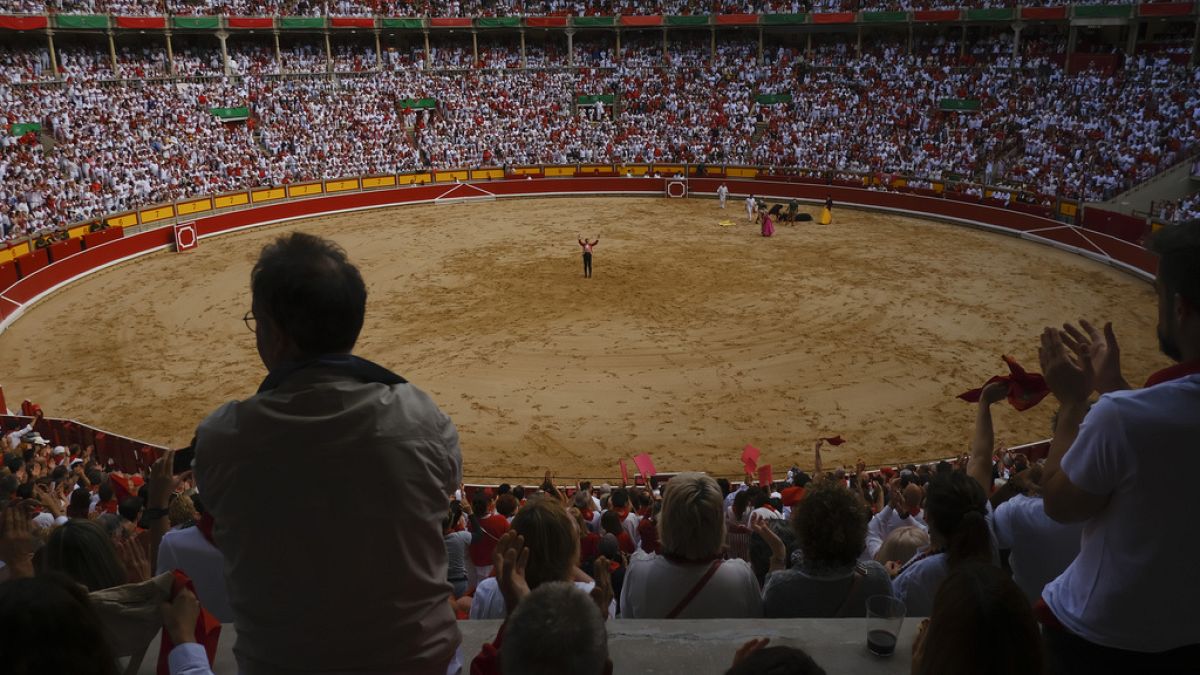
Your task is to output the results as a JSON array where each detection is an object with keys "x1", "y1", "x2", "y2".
[
  {"x1": 227, "y1": 17, "x2": 274, "y2": 28},
  {"x1": 115, "y1": 16, "x2": 167, "y2": 29},
  {"x1": 811, "y1": 12, "x2": 854, "y2": 24},
  {"x1": 429, "y1": 17, "x2": 473, "y2": 27},
  {"x1": 619, "y1": 15, "x2": 664, "y2": 26},
  {"x1": 525, "y1": 16, "x2": 568, "y2": 27},
  {"x1": 1138, "y1": 2, "x2": 1194, "y2": 16},
  {"x1": 0, "y1": 15, "x2": 49, "y2": 30},
  {"x1": 715, "y1": 14, "x2": 758, "y2": 25},
  {"x1": 330, "y1": 17, "x2": 374, "y2": 27},
  {"x1": 1020, "y1": 6, "x2": 1068, "y2": 20}
]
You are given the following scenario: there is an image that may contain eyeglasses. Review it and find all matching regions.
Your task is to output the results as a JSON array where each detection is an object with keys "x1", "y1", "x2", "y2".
[{"x1": 243, "y1": 310, "x2": 256, "y2": 333}]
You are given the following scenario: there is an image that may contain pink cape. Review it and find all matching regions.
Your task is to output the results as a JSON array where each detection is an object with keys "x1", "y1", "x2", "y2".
[{"x1": 761, "y1": 215, "x2": 775, "y2": 237}]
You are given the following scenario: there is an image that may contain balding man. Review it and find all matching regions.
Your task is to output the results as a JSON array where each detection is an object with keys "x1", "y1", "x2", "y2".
[{"x1": 864, "y1": 480, "x2": 927, "y2": 560}]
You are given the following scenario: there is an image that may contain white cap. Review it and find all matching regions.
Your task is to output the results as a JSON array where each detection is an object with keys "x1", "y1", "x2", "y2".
[{"x1": 52, "y1": 446, "x2": 67, "y2": 455}]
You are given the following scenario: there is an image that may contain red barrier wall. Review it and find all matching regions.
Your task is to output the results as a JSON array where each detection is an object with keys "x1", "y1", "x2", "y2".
[
  {"x1": 0, "y1": 261, "x2": 16, "y2": 290},
  {"x1": 1, "y1": 177, "x2": 1156, "y2": 334},
  {"x1": 1082, "y1": 208, "x2": 1148, "y2": 244},
  {"x1": 14, "y1": 248, "x2": 49, "y2": 278},
  {"x1": 48, "y1": 238, "x2": 83, "y2": 263},
  {"x1": 83, "y1": 226, "x2": 124, "y2": 249}
]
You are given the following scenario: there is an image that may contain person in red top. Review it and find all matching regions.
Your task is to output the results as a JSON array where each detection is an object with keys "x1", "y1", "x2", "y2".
[
  {"x1": 578, "y1": 237, "x2": 598, "y2": 279},
  {"x1": 636, "y1": 505, "x2": 661, "y2": 555},
  {"x1": 600, "y1": 511, "x2": 634, "y2": 556},
  {"x1": 469, "y1": 493, "x2": 517, "y2": 589}
]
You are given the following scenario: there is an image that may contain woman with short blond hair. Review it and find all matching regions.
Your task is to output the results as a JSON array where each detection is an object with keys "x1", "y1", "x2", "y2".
[{"x1": 620, "y1": 473, "x2": 762, "y2": 618}]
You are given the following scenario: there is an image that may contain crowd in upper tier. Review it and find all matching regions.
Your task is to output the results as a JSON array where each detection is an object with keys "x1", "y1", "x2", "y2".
[
  {"x1": 0, "y1": 28, "x2": 1197, "y2": 241},
  {"x1": 2, "y1": 0, "x2": 1193, "y2": 16}
]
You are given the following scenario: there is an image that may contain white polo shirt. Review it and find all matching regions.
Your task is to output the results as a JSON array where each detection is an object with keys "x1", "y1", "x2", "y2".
[{"x1": 1042, "y1": 373, "x2": 1200, "y2": 652}]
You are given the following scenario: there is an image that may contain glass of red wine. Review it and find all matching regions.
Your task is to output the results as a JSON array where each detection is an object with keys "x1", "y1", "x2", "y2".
[{"x1": 866, "y1": 595, "x2": 906, "y2": 657}]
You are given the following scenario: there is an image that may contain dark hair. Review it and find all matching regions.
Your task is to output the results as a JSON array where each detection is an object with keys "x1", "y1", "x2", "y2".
[
  {"x1": 50, "y1": 465, "x2": 68, "y2": 482},
  {"x1": 600, "y1": 510, "x2": 623, "y2": 537},
  {"x1": 726, "y1": 646, "x2": 826, "y2": 675},
  {"x1": 924, "y1": 472, "x2": 991, "y2": 566},
  {"x1": 443, "y1": 500, "x2": 463, "y2": 533},
  {"x1": 472, "y1": 493, "x2": 492, "y2": 517},
  {"x1": 496, "y1": 494, "x2": 519, "y2": 517},
  {"x1": 512, "y1": 486, "x2": 526, "y2": 501},
  {"x1": 251, "y1": 232, "x2": 367, "y2": 356},
  {"x1": 41, "y1": 519, "x2": 127, "y2": 592},
  {"x1": 497, "y1": 483, "x2": 511, "y2": 495},
  {"x1": 97, "y1": 482, "x2": 113, "y2": 502},
  {"x1": 67, "y1": 488, "x2": 92, "y2": 519},
  {"x1": 16, "y1": 483, "x2": 33, "y2": 500},
  {"x1": 85, "y1": 469, "x2": 103, "y2": 486},
  {"x1": 716, "y1": 478, "x2": 731, "y2": 497},
  {"x1": 117, "y1": 497, "x2": 143, "y2": 523},
  {"x1": 792, "y1": 481, "x2": 869, "y2": 568},
  {"x1": 0, "y1": 573, "x2": 120, "y2": 675},
  {"x1": 1149, "y1": 218, "x2": 1200, "y2": 308},
  {"x1": 915, "y1": 563, "x2": 1042, "y2": 675},
  {"x1": 5, "y1": 454, "x2": 23, "y2": 474},
  {"x1": 511, "y1": 499, "x2": 578, "y2": 589},
  {"x1": 578, "y1": 480, "x2": 592, "y2": 493},
  {"x1": 749, "y1": 487, "x2": 769, "y2": 509},
  {"x1": 0, "y1": 473, "x2": 17, "y2": 499},
  {"x1": 610, "y1": 488, "x2": 629, "y2": 509},
  {"x1": 732, "y1": 490, "x2": 752, "y2": 522}
]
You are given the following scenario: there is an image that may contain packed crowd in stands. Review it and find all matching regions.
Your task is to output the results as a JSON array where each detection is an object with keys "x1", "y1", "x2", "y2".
[
  {"x1": 1153, "y1": 189, "x2": 1200, "y2": 223},
  {"x1": 9, "y1": 0, "x2": 1197, "y2": 16},
  {"x1": 1, "y1": 29, "x2": 1195, "y2": 242},
  {"x1": 2, "y1": 223, "x2": 1199, "y2": 674}
]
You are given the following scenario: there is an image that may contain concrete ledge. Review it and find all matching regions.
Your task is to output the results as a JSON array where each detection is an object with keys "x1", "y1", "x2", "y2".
[{"x1": 138, "y1": 618, "x2": 918, "y2": 674}]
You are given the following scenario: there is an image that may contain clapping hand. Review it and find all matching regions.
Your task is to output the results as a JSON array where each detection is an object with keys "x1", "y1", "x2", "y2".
[
  {"x1": 493, "y1": 530, "x2": 531, "y2": 616},
  {"x1": 1038, "y1": 327, "x2": 1093, "y2": 406},
  {"x1": 116, "y1": 534, "x2": 151, "y2": 584},
  {"x1": 1061, "y1": 319, "x2": 1128, "y2": 394}
]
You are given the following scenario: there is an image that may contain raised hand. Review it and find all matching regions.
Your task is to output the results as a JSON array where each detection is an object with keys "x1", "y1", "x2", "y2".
[
  {"x1": 493, "y1": 530, "x2": 531, "y2": 616},
  {"x1": 148, "y1": 448, "x2": 176, "y2": 511},
  {"x1": 0, "y1": 504, "x2": 35, "y2": 579},
  {"x1": 980, "y1": 380, "x2": 1010, "y2": 406},
  {"x1": 750, "y1": 514, "x2": 786, "y2": 570},
  {"x1": 160, "y1": 588, "x2": 201, "y2": 645},
  {"x1": 1038, "y1": 327, "x2": 1093, "y2": 406},
  {"x1": 731, "y1": 638, "x2": 770, "y2": 668},
  {"x1": 1062, "y1": 319, "x2": 1129, "y2": 394}
]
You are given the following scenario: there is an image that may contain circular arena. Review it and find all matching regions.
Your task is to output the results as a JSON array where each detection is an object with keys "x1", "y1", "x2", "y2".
[{"x1": 0, "y1": 187, "x2": 1166, "y2": 482}]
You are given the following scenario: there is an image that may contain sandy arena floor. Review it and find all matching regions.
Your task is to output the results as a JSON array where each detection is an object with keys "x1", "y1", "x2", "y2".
[{"x1": 0, "y1": 197, "x2": 1168, "y2": 483}]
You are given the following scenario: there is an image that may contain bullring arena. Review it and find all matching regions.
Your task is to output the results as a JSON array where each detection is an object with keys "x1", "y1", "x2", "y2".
[{"x1": 0, "y1": 179, "x2": 1168, "y2": 482}]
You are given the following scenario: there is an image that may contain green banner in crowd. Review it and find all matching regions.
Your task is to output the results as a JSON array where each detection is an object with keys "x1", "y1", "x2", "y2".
[
  {"x1": 280, "y1": 16, "x2": 326, "y2": 29},
  {"x1": 477, "y1": 17, "x2": 521, "y2": 28},
  {"x1": 577, "y1": 94, "x2": 616, "y2": 105},
  {"x1": 939, "y1": 98, "x2": 981, "y2": 112},
  {"x1": 665, "y1": 15, "x2": 710, "y2": 26},
  {"x1": 55, "y1": 14, "x2": 108, "y2": 29},
  {"x1": 210, "y1": 107, "x2": 250, "y2": 121},
  {"x1": 398, "y1": 98, "x2": 437, "y2": 110},
  {"x1": 572, "y1": 16, "x2": 617, "y2": 27},
  {"x1": 762, "y1": 13, "x2": 807, "y2": 25},
  {"x1": 381, "y1": 18, "x2": 424, "y2": 28},
  {"x1": 756, "y1": 93, "x2": 793, "y2": 105},
  {"x1": 10, "y1": 122, "x2": 41, "y2": 136},
  {"x1": 172, "y1": 16, "x2": 220, "y2": 29},
  {"x1": 1074, "y1": 4, "x2": 1133, "y2": 18},
  {"x1": 965, "y1": 8, "x2": 1015, "y2": 20}
]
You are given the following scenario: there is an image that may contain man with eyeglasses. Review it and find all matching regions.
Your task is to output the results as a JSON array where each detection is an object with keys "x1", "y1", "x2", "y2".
[{"x1": 193, "y1": 232, "x2": 463, "y2": 675}]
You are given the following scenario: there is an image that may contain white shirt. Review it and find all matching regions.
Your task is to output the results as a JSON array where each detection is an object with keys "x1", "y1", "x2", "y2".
[
  {"x1": 1042, "y1": 374, "x2": 1200, "y2": 652},
  {"x1": 621, "y1": 551, "x2": 762, "y2": 619},
  {"x1": 991, "y1": 493, "x2": 1083, "y2": 604},
  {"x1": 865, "y1": 506, "x2": 928, "y2": 560},
  {"x1": 470, "y1": 578, "x2": 614, "y2": 620},
  {"x1": 750, "y1": 506, "x2": 784, "y2": 521},
  {"x1": 4, "y1": 424, "x2": 31, "y2": 451},
  {"x1": 157, "y1": 526, "x2": 234, "y2": 623},
  {"x1": 891, "y1": 547, "x2": 947, "y2": 617}
]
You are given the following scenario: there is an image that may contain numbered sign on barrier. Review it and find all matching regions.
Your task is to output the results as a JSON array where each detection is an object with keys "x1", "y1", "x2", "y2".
[
  {"x1": 174, "y1": 221, "x2": 198, "y2": 252},
  {"x1": 665, "y1": 178, "x2": 687, "y2": 198}
]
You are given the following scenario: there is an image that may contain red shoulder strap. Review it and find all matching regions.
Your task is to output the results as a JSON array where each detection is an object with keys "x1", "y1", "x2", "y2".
[{"x1": 665, "y1": 560, "x2": 723, "y2": 619}]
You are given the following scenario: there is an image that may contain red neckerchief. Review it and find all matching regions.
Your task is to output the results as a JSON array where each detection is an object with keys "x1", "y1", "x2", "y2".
[
  {"x1": 1144, "y1": 360, "x2": 1200, "y2": 388},
  {"x1": 614, "y1": 506, "x2": 630, "y2": 520},
  {"x1": 581, "y1": 507, "x2": 594, "y2": 522},
  {"x1": 762, "y1": 504, "x2": 777, "y2": 513},
  {"x1": 637, "y1": 507, "x2": 651, "y2": 518}
]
